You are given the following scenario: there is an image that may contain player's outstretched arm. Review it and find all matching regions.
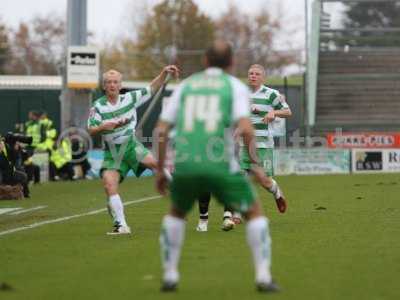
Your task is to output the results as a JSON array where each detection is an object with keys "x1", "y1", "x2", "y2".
[{"x1": 150, "y1": 65, "x2": 180, "y2": 95}]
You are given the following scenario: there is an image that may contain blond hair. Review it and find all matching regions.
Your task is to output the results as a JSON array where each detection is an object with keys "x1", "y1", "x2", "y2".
[
  {"x1": 248, "y1": 64, "x2": 266, "y2": 76},
  {"x1": 102, "y1": 69, "x2": 122, "y2": 85}
]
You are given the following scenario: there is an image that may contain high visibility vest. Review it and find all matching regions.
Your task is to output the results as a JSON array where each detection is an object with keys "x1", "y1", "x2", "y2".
[
  {"x1": 37, "y1": 118, "x2": 57, "y2": 151},
  {"x1": 50, "y1": 139, "x2": 72, "y2": 169},
  {"x1": 41, "y1": 118, "x2": 57, "y2": 139},
  {"x1": 25, "y1": 121, "x2": 42, "y2": 148}
]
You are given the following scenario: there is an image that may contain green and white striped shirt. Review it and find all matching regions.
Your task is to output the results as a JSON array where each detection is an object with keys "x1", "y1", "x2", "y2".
[
  {"x1": 250, "y1": 85, "x2": 289, "y2": 148},
  {"x1": 87, "y1": 87, "x2": 151, "y2": 144}
]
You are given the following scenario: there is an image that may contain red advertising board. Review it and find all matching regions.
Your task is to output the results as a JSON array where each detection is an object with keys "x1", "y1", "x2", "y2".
[{"x1": 327, "y1": 132, "x2": 400, "y2": 148}]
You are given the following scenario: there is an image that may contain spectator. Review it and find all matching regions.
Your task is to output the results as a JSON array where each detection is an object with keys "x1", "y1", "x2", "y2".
[
  {"x1": 49, "y1": 137, "x2": 74, "y2": 181},
  {"x1": 71, "y1": 136, "x2": 91, "y2": 179},
  {"x1": 25, "y1": 110, "x2": 42, "y2": 150},
  {"x1": 36, "y1": 110, "x2": 57, "y2": 152}
]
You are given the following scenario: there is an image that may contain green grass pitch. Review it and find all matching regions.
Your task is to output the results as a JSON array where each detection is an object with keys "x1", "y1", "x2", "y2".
[{"x1": 1, "y1": 173, "x2": 399, "y2": 300}]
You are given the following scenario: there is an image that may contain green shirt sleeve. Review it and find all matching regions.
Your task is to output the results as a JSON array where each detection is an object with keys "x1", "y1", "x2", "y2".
[
  {"x1": 87, "y1": 106, "x2": 102, "y2": 128},
  {"x1": 271, "y1": 92, "x2": 289, "y2": 110},
  {"x1": 129, "y1": 87, "x2": 151, "y2": 108}
]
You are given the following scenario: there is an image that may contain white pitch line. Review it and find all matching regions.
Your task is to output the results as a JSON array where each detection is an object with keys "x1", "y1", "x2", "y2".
[
  {"x1": 0, "y1": 195, "x2": 162, "y2": 237},
  {"x1": 0, "y1": 208, "x2": 22, "y2": 215},
  {"x1": 8, "y1": 205, "x2": 47, "y2": 215}
]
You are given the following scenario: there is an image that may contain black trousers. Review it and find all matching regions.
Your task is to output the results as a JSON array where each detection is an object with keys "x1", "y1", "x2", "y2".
[
  {"x1": 25, "y1": 164, "x2": 40, "y2": 183},
  {"x1": 50, "y1": 162, "x2": 74, "y2": 180},
  {"x1": 73, "y1": 159, "x2": 91, "y2": 177},
  {"x1": 198, "y1": 192, "x2": 233, "y2": 218}
]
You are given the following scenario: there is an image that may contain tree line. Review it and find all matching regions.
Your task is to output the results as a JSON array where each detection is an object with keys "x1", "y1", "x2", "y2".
[{"x1": 0, "y1": 0, "x2": 304, "y2": 79}]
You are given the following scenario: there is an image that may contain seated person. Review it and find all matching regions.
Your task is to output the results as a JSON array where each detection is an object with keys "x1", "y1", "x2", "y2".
[
  {"x1": 11, "y1": 141, "x2": 40, "y2": 185},
  {"x1": 0, "y1": 139, "x2": 29, "y2": 198},
  {"x1": 71, "y1": 133, "x2": 91, "y2": 179},
  {"x1": 49, "y1": 137, "x2": 74, "y2": 181}
]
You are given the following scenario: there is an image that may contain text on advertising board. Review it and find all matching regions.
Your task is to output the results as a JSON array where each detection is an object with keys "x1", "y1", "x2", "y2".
[{"x1": 327, "y1": 132, "x2": 400, "y2": 148}]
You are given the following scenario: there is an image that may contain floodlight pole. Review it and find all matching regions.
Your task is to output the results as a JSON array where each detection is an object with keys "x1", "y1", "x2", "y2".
[
  {"x1": 61, "y1": 0, "x2": 90, "y2": 131},
  {"x1": 304, "y1": 0, "x2": 310, "y2": 144}
]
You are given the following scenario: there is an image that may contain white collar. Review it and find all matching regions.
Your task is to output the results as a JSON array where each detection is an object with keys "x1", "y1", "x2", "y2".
[{"x1": 204, "y1": 67, "x2": 224, "y2": 75}]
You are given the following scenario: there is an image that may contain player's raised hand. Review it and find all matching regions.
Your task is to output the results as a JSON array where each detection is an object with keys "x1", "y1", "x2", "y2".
[{"x1": 163, "y1": 65, "x2": 180, "y2": 79}]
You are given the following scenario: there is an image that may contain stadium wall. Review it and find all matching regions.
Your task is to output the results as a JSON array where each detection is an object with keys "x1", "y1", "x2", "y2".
[
  {"x1": 0, "y1": 81, "x2": 303, "y2": 144},
  {"x1": 85, "y1": 148, "x2": 400, "y2": 179},
  {"x1": 0, "y1": 89, "x2": 61, "y2": 135}
]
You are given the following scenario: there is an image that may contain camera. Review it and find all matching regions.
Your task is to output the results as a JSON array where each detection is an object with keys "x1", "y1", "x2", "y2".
[
  {"x1": 1, "y1": 132, "x2": 33, "y2": 170},
  {"x1": 3, "y1": 132, "x2": 33, "y2": 147},
  {"x1": 0, "y1": 133, "x2": 33, "y2": 198}
]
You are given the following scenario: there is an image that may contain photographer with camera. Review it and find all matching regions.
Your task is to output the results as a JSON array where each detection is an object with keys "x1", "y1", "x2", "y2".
[{"x1": 0, "y1": 133, "x2": 32, "y2": 199}]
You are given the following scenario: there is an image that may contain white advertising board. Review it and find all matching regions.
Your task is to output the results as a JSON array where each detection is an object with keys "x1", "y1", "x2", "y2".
[
  {"x1": 352, "y1": 148, "x2": 400, "y2": 173},
  {"x1": 67, "y1": 46, "x2": 99, "y2": 89},
  {"x1": 384, "y1": 149, "x2": 400, "y2": 172},
  {"x1": 275, "y1": 148, "x2": 350, "y2": 175}
]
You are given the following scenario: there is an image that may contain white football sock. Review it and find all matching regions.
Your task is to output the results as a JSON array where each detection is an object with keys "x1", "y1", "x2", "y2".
[
  {"x1": 223, "y1": 211, "x2": 233, "y2": 219},
  {"x1": 267, "y1": 179, "x2": 282, "y2": 200},
  {"x1": 108, "y1": 194, "x2": 128, "y2": 227},
  {"x1": 246, "y1": 216, "x2": 272, "y2": 284},
  {"x1": 160, "y1": 215, "x2": 185, "y2": 283},
  {"x1": 199, "y1": 212, "x2": 209, "y2": 220},
  {"x1": 233, "y1": 212, "x2": 242, "y2": 219},
  {"x1": 163, "y1": 168, "x2": 173, "y2": 182}
]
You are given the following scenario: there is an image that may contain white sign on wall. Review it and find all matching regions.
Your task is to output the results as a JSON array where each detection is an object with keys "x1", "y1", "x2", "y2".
[
  {"x1": 384, "y1": 149, "x2": 400, "y2": 172},
  {"x1": 275, "y1": 148, "x2": 350, "y2": 175},
  {"x1": 351, "y1": 148, "x2": 400, "y2": 173},
  {"x1": 67, "y1": 46, "x2": 99, "y2": 89}
]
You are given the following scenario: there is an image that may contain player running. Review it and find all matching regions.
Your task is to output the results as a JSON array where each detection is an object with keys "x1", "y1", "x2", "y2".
[
  {"x1": 196, "y1": 64, "x2": 292, "y2": 231},
  {"x1": 155, "y1": 40, "x2": 280, "y2": 293},
  {"x1": 87, "y1": 66, "x2": 179, "y2": 235},
  {"x1": 242, "y1": 64, "x2": 291, "y2": 213}
]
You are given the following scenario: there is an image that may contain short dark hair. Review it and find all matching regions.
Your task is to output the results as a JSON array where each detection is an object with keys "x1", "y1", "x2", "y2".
[
  {"x1": 29, "y1": 110, "x2": 40, "y2": 117},
  {"x1": 205, "y1": 40, "x2": 233, "y2": 69}
]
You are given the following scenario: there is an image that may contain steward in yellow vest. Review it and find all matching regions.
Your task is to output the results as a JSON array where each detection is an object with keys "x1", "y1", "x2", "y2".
[
  {"x1": 49, "y1": 138, "x2": 74, "y2": 180},
  {"x1": 25, "y1": 111, "x2": 42, "y2": 149},
  {"x1": 36, "y1": 111, "x2": 57, "y2": 152}
]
